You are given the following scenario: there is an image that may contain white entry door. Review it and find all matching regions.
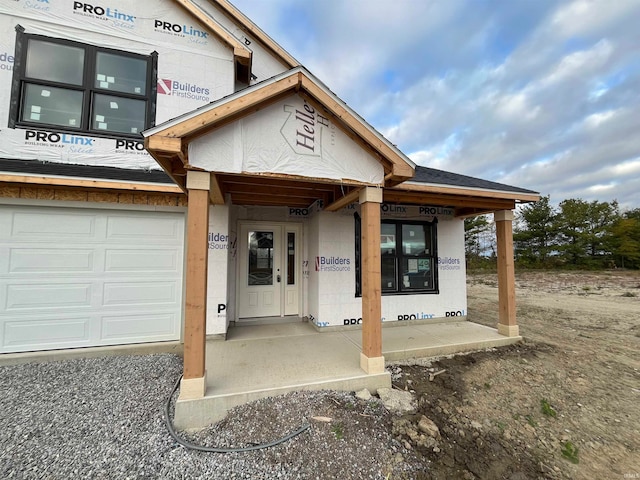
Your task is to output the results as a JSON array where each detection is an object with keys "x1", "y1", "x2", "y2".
[{"x1": 237, "y1": 223, "x2": 300, "y2": 319}]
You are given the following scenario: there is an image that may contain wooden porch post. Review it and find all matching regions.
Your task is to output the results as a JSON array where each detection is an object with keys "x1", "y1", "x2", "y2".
[
  {"x1": 494, "y1": 210, "x2": 519, "y2": 337},
  {"x1": 180, "y1": 170, "x2": 211, "y2": 399},
  {"x1": 359, "y1": 186, "x2": 385, "y2": 374}
]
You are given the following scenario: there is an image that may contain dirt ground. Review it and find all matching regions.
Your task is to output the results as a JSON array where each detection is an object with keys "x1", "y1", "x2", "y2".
[{"x1": 389, "y1": 270, "x2": 639, "y2": 479}]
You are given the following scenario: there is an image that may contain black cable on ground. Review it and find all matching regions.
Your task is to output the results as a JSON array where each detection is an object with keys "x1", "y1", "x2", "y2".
[{"x1": 164, "y1": 374, "x2": 311, "y2": 453}]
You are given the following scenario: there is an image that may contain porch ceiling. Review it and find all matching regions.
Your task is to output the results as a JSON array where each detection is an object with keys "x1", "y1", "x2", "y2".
[
  {"x1": 212, "y1": 172, "x2": 361, "y2": 208},
  {"x1": 211, "y1": 171, "x2": 517, "y2": 215}
]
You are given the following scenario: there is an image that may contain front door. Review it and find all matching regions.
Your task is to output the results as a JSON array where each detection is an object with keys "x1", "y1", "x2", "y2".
[{"x1": 237, "y1": 223, "x2": 301, "y2": 319}]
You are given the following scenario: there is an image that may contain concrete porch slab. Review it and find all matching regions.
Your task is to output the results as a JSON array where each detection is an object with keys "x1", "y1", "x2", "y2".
[
  {"x1": 173, "y1": 320, "x2": 521, "y2": 429},
  {"x1": 341, "y1": 320, "x2": 522, "y2": 361}
]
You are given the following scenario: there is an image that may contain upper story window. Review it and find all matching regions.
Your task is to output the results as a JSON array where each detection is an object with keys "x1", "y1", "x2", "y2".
[{"x1": 10, "y1": 28, "x2": 157, "y2": 137}]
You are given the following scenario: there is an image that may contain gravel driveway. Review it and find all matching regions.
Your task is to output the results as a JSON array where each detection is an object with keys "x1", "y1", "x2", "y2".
[{"x1": 0, "y1": 354, "x2": 418, "y2": 479}]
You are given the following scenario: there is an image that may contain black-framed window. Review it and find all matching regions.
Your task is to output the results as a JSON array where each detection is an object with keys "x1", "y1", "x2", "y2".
[
  {"x1": 9, "y1": 27, "x2": 157, "y2": 137},
  {"x1": 355, "y1": 217, "x2": 439, "y2": 296}
]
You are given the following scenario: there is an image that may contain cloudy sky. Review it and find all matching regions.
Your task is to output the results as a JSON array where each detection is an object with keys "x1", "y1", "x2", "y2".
[{"x1": 231, "y1": 0, "x2": 640, "y2": 210}]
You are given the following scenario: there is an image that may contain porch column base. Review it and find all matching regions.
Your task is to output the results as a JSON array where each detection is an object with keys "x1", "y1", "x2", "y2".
[
  {"x1": 497, "y1": 323, "x2": 519, "y2": 337},
  {"x1": 360, "y1": 353, "x2": 386, "y2": 374},
  {"x1": 178, "y1": 371, "x2": 207, "y2": 400}
]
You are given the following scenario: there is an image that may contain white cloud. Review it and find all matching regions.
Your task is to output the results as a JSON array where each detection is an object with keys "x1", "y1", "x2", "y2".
[{"x1": 584, "y1": 109, "x2": 618, "y2": 129}]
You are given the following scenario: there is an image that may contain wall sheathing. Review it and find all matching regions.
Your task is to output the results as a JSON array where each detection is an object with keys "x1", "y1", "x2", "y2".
[
  {"x1": 309, "y1": 204, "x2": 468, "y2": 329},
  {"x1": 206, "y1": 203, "x2": 230, "y2": 335},
  {"x1": 212, "y1": 203, "x2": 467, "y2": 334},
  {"x1": 0, "y1": 0, "x2": 235, "y2": 170}
]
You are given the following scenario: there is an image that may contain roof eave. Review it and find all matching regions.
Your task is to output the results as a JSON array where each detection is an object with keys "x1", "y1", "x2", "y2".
[{"x1": 395, "y1": 181, "x2": 541, "y2": 203}]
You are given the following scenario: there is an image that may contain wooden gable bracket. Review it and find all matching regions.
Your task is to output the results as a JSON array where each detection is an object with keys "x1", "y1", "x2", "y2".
[
  {"x1": 210, "y1": 173, "x2": 225, "y2": 205},
  {"x1": 144, "y1": 136, "x2": 188, "y2": 190},
  {"x1": 324, "y1": 186, "x2": 363, "y2": 212}
]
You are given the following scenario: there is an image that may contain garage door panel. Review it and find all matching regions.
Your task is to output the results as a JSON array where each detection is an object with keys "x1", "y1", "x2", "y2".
[
  {"x1": 10, "y1": 211, "x2": 97, "y2": 238},
  {"x1": 104, "y1": 249, "x2": 179, "y2": 273},
  {"x1": 103, "y1": 282, "x2": 177, "y2": 306},
  {"x1": 101, "y1": 313, "x2": 177, "y2": 341},
  {"x1": 6, "y1": 283, "x2": 93, "y2": 310},
  {"x1": 3, "y1": 316, "x2": 91, "y2": 350},
  {"x1": 8, "y1": 248, "x2": 95, "y2": 274},
  {"x1": 0, "y1": 204, "x2": 185, "y2": 354},
  {"x1": 106, "y1": 215, "x2": 182, "y2": 242}
]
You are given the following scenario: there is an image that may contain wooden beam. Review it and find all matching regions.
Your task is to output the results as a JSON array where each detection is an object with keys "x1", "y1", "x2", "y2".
[
  {"x1": 183, "y1": 187, "x2": 209, "y2": 381},
  {"x1": 324, "y1": 187, "x2": 362, "y2": 212},
  {"x1": 222, "y1": 182, "x2": 326, "y2": 198},
  {"x1": 210, "y1": 173, "x2": 225, "y2": 205},
  {"x1": 360, "y1": 199, "x2": 382, "y2": 360},
  {"x1": 229, "y1": 193, "x2": 312, "y2": 207},
  {"x1": 219, "y1": 171, "x2": 365, "y2": 189},
  {"x1": 455, "y1": 208, "x2": 500, "y2": 218},
  {"x1": 0, "y1": 174, "x2": 182, "y2": 193},
  {"x1": 495, "y1": 210, "x2": 518, "y2": 336},
  {"x1": 173, "y1": 0, "x2": 251, "y2": 61},
  {"x1": 145, "y1": 135, "x2": 182, "y2": 154},
  {"x1": 383, "y1": 190, "x2": 515, "y2": 210}
]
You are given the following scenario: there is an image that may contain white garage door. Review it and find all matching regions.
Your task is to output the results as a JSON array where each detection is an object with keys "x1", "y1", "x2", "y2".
[{"x1": 0, "y1": 204, "x2": 185, "y2": 353}]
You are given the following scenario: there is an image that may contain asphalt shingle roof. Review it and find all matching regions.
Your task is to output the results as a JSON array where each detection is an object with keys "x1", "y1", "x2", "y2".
[{"x1": 412, "y1": 165, "x2": 538, "y2": 195}]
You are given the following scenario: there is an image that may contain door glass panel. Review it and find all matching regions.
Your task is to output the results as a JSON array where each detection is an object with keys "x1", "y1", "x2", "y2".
[
  {"x1": 248, "y1": 231, "x2": 273, "y2": 285},
  {"x1": 287, "y1": 232, "x2": 295, "y2": 285}
]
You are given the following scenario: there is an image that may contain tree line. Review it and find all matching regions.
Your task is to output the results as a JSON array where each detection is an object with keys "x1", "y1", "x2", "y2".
[{"x1": 464, "y1": 196, "x2": 640, "y2": 269}]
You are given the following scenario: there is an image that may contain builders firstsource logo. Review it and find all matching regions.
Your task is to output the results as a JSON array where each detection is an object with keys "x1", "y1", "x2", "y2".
[
  {"x1": 315, "y1": 256, "x2": 351, "y2": 272},
  {"x1": 157, "y1": 79, "x2": 210, "y2": 102}
]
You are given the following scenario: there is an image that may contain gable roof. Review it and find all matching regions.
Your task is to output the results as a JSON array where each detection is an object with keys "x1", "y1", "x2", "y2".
[{"x1": 143, "y1": 66, "x2": 416, "y2": 189}]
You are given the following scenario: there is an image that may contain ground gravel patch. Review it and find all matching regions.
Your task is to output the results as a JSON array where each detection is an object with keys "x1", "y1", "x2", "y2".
[{"x1": 0, "y1": 354, "x2": 420, "y2": 479}]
